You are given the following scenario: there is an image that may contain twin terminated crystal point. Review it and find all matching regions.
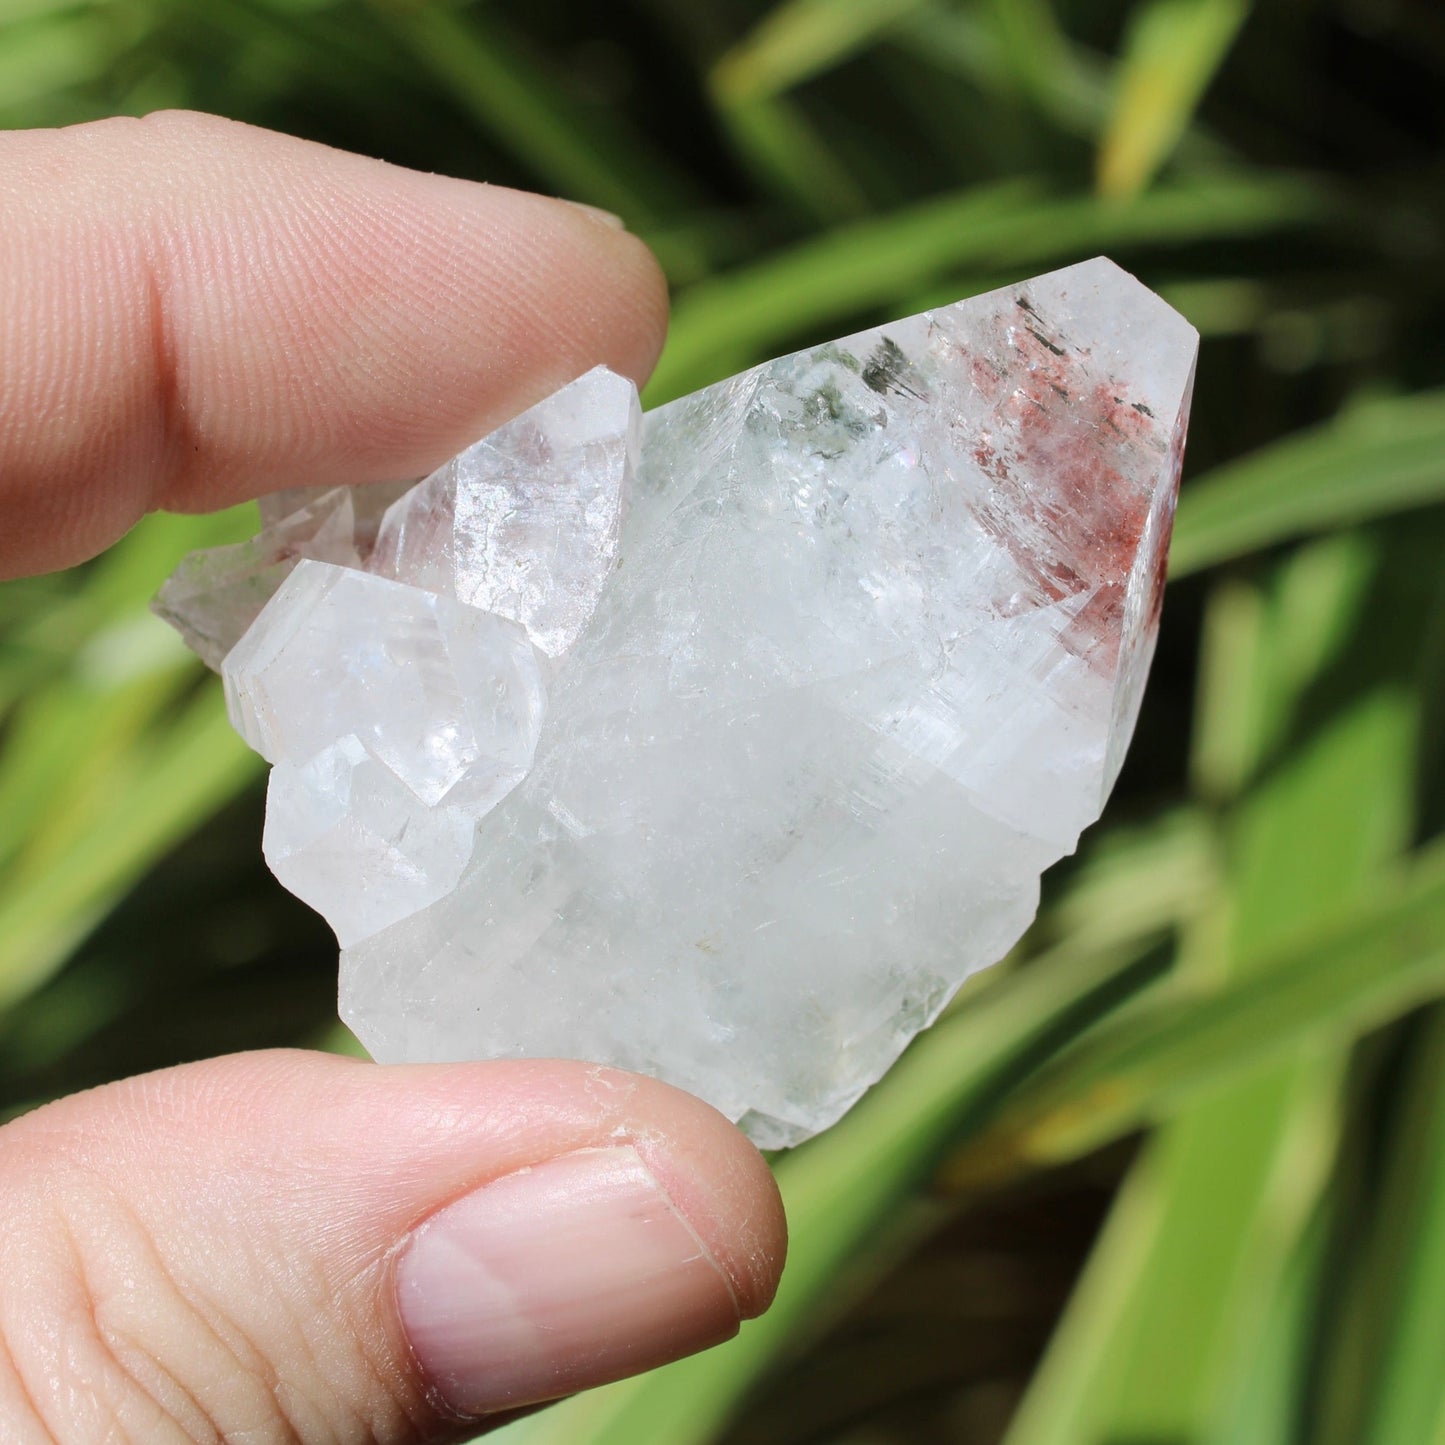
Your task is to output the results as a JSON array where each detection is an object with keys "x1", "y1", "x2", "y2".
[{"x1": 157, "y1": 259, "x2": 1198, "y2": 1147}]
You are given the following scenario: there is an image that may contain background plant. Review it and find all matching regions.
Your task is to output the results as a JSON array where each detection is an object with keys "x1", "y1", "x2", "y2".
[{"x1": 1, "y1": 2, "x2": 1443, "y2": 1441}]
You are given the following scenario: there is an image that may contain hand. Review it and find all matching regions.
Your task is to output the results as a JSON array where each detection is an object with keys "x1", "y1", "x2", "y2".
[{"x1": 0, "y1": 112, "x2": 786, "y2": 1441}]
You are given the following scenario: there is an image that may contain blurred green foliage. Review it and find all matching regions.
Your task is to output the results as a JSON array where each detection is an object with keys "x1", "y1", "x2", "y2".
[{"x1": 2, "y1": 0, "x2": 1444, "y2": 1440}]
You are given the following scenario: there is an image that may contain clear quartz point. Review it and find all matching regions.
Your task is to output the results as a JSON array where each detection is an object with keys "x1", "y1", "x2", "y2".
[
  {"x1": 370, "y1": 365, "x2": 641, "y2": 658},
  {"x1": 222, "y1": 560, "x2": 545, "y2": 945},
  {"x1": 264, "y1": 737, "x2": 479, "y2": 949},
  {"x1": 158, "y1": 260, "x2": 1197, "y2": 1147},
  {"x1": 152, "y1": 479, "x2": 413, "y2": 670}
]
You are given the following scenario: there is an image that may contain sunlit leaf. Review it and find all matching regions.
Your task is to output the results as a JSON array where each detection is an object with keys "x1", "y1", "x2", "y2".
[
  {"x1": 1171, "y1": 389, "x2": 1445, "y2": 576},
  {"x1": 1312, "y1": 1010, "x2": 1445, "y2": 1445},
  {"x1": 948, "y1": 841, "x2": 1445, "y2": 1178},
  {"x1": 711, "y1": 0, "x2": 926, "y2": 104},
  {"x1": 1098, "y1": 0, "x2": 1251, "y2": 198}
]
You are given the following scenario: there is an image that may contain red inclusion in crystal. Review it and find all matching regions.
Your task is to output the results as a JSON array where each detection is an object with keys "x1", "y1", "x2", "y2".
[{"x1": 958, "y1": 304, "x2": 1176, "y2": 671}]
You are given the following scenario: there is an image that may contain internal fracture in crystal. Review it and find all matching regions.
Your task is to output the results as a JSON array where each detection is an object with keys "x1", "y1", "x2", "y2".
[{"x1": 156, "y1": 259, "x2": 1198, "y2": 1147}]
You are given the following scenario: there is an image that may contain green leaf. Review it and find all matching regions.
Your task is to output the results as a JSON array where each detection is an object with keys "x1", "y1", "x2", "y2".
[
  {"x1": 1098, "y1": 0, "x2": 1251, "y2": 198},
  {"x1": 975, "y1": 0, "x2": 1081, "y2": 118},
  {"x1": 0, "y1": 684, "x2": 264, "y2": 1009},
  {"x1": 0, "y1": 507, "x2": 264, "y2": 1007},
  {"x1": 711, "y1": 0, "x2": 926, "y2": 104},
  {"x1": 890, "y1": 6, "x2": 1114, "y2": 140},
  {"x1": 1001, "y1": 1063, "x2": 1342, "y2": 1445},
  {"x1": 950, "y1": 842, "x2": 1445, "y2": 1175},
  {"x1": 0, "y1": 10, "x2": 116, "y2": 112},
  {"x1": 1323, "y1": 1011, "x2": 1445, "y2": 1445},
  {"x1": 1171, "y1": 389, "x2": 1445, "y2": 577},
  {"x1": 0, "y1": 505, "x2": 257, "y2": 718},
  {"x1": 1204, "y1": 1201, "x2": 1330, "y2": 1445},
  {"x1": 1188, "y1": 533, "x2": 1379, "y2": 802},
  {"x1": 711, "y1": 90, "x2": 870, "y2": 224}
]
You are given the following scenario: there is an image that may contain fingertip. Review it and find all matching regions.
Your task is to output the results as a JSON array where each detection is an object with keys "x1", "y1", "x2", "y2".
[
  {"x1": 617, "y1": 1077, "x2": 788, "y2": 1322},
  {"x1": 385, "y1": 1063, "x2": 786, "y2": 1417},
  {"x1": 0, "y1": 111, "x2": 673, "y2": 574},
  {"x1": 540, "y1": 197, "x2": 671, "y2": 390}
]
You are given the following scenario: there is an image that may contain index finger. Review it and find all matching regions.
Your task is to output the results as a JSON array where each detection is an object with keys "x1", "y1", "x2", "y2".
[{"x1": 0, "y1": 110, "x2": 669, "y2": 577}]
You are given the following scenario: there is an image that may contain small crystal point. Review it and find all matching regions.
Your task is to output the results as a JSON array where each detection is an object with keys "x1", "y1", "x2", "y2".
[
  {"x1": 160, "y1": 261, "x2": 1197, "y2": 1146},
  {"x1": 152, "y1": 487, "x2": 359, "y2": 671},
  {"x1": 264, "y1": 736, "x2": 478, "y2": 948},
  {"x1": 223, "y1": 560, "x2": 545, "y2": 945},
  {"x1": 152, "y1": 479, "x2": 414, "y2": 671},
  {"x1": 370, "y1": 365, "x2": 641, "y2": 657}
]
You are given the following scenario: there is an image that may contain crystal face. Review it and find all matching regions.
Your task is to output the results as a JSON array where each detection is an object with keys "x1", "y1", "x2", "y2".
[
  {"x1": 369, "y1": 365, "x2": 641, "y2": 658},
  {"x1": 157, "y1": 258, "x2": 1197, "y2": 1147},
  {"x1": 223, "y1": 561, "x2": 545, "y2": 945},
  {"x1": 154, "y1": 479, "x2": 412, "y2": 670}
]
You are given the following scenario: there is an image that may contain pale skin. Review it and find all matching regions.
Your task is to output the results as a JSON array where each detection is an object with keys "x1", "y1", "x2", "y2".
[{"x1": 0, "y1": 112, "x2": 787, "y2": 1443}]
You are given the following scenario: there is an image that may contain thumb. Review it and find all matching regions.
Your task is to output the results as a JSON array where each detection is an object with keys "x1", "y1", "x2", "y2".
[{"x1": 0, "y1": 1051, "x2": 786, "y2": 1441}]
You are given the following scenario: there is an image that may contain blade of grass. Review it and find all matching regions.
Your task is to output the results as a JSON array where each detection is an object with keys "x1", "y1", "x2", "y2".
[
  {"x1": 0, "y1": 0, "x2": 102, "y2": 21},
  {"x1": 947, "y1": 836, "x2": 1445, "y2": 1177},
  {"x1": 712, "y1": 90, "x2": 871, "y2": 223},
  {"x1": 1, "y1": 505, "x2": 257, "y2": 717},
  {"x1": 1204, "y1": 1198, "x2": 1330, "y2": 1445},
  {"x1": 976, "y1": 0, "x2": 1079, "y2": 118},
  {"x1": 711, "y1": 0, "x2": 925, "y2": 104},
  {"x1": 1001, "y1": 1062, "x2": 1341, "y2": 1445},
  {"x1": 0, "y1": 681, "x2": 263, "y2": 1008},
  {"x1": 1098, "y1": 0, "x2": 1251, "y2": 198},
  {"x1": 0, "y1": 10, "x2": 119, "y2": 115},
  {"x1": 1189, "y1": 533, "x2": 1378, "y2": 806},
  {"x1": 1017, "y1": 807, "x2": 1213, "y2": 966},
  {"x1": 1170, "y1": 388, "x2": 1445, "y2": 576},
  {"x1": 890, "y1": 7, "x2": 1113, "y2": 140},
  {"x1": 1326, "y1": 1010, "x2": 1445, "y2": 1445},
  {"x1": 0, "y1": 636, "x2": 194, "y2": 871},
  {"x1": 0, "y1": 505, "x2": 270, "y2": 1000}
]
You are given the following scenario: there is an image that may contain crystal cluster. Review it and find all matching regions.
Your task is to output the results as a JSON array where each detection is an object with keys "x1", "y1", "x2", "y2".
[{"x1": 157, "y1": 259, "x2": 1197, "y2": 1146}]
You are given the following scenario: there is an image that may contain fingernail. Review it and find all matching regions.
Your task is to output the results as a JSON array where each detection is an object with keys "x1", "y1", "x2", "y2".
[
  {"x1": 396, "y1": 1146, "x2": 740, "y2": 1416},
  {"x1": 563, "y1": 199, "x2": 627, "y2": 231}
]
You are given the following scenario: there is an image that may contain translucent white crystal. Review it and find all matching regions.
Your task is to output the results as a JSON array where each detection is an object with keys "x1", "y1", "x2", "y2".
[
  {"x1": 160, "y1": 259, "x2": 1197, "y2": 1147},
  {"x1": 152, "y1": 479, "x2": 413, "y2": 670},
  {"x1": 341, "y1": 260, "x2": 1196, "y2": 1146},
  {"x1": 265, "y1": 737, "x2": 477, "y2": 948},
  {"x1": 259, "y1": 477, "x2": 414, "y2": 553},
  {"x1": 370, "y1": 365, "x2": 640, "y2": 657},
  {"x1": 152, "y1": 487, "x2": 358, "y2": 670},
  {"x1": 222, "y1": 560, "x2": 545, "y2": 943}
]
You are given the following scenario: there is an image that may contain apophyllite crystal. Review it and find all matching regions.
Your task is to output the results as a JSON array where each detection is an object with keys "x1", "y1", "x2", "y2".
[{"x1": 157, "y1": 258, "x2": 1197, "y2": 1146}]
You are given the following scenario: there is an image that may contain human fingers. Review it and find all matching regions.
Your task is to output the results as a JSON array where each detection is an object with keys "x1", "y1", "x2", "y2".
[
  {"x1": 0, "y1": 110, "x2": 668, "y2": 577},
  {"x1": 0, "y1": 1050, "x2": 785, "y2": 1441}
]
